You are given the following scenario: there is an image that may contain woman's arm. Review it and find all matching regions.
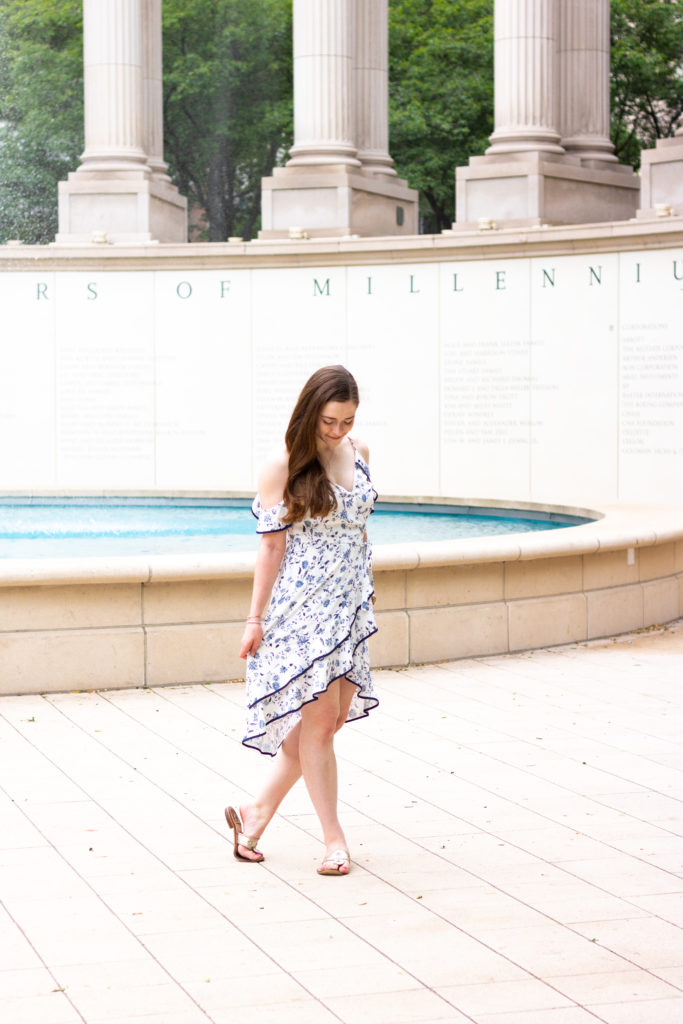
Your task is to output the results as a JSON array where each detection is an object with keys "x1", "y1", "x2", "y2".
[
  {"x1": 239, "y1": 530, "x2": 287, "y2": 658},
  {"x1": 239, "y1": 452, "x2": 289, "y2": 659}
]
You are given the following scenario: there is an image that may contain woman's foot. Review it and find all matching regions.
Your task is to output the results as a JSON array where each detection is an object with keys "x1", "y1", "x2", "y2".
[
  {"x1": 225, "y1": 805, "x2": 266, "y2": 863},
  {"x1": 238, "y1": 803, "x2": 269, "y2": 859},
  {"x1": 318, "y1": 848, "x2": 350, "y2": 875}
]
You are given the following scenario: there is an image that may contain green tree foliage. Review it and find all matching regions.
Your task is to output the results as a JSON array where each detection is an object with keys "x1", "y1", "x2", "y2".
[
  {"x1": 162, "y1": 0, "x2": 291, "y2": 240},
  {"x1": 388, "y1": 0, "x2": 493, "y2": 232},
  {"x1": 0, "y1": 0, "x2": 291, "y2": 244},
  {"x1": 0, "y1": 0, "x2": 83, "y2": 244},
  {"x1": 610, "y1": 0, "x2": 683, "y2": 169},
  {"x1": 1, "y1": 0, "x2": 683, "y2": 244}
]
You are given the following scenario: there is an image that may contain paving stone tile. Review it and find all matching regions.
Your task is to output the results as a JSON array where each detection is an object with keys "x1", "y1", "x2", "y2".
[
  {"x1": 1, "y1": 623, "x2": 683, "y2": 1024},
  {"x1": 435, "y1": 977, "x2": 574, "y2": 1015},
  {"x1": 474, "y1": 1009, "x2": 622, "y2": 1024},
  {"x1": 549, "y1": 969, "x2": 682, "y2": 1005},
  {"x1": 0, "y1": 993, "x2": 84, "y2": 1024},
  {"x1": 325, "y1": 987, "x2": 472, "y2": 1022},
  {"x1": 583, "y1": 999, "x2": 683, "y2": 1024},
  {"x1": 570, "y1": 917, "x2": 683, "y2": 969}
]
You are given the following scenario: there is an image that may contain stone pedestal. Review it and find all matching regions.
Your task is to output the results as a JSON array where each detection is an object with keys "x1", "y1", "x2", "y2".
[
  {"x1": 57, "y1": 177, "x2": 188, "y2": 244},
  {"x1": 638, "y1": 131, "x2": 683, "y2": 219},
  {"x1": 261, "y1": 165, "x2": 417, "y2": 239},
  {"x1": 56, "y1": 0, "x2": 186, "y2": 244},
  {"x1": 455, "y1": 152, "x2": 639, "y2": 228},
  {"x1": 260, "y1": 0, "x2": 416, "y2": 238},
  {"x1": 453, "y1": 0, "x2": 639, "y2": 230}
]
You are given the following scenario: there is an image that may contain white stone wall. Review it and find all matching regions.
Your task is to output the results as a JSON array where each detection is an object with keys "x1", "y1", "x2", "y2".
[{"x1": 1, "y1": 249, "x2": 682, "y2": 504}]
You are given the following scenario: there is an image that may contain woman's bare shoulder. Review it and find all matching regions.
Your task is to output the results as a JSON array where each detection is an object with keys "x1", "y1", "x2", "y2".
[
  {"x1": 353, "y1": 438, "x2": 370, "y2": 463},
  {"x1": 257, "y1": 447, "x2": 289, "y2": 507}
]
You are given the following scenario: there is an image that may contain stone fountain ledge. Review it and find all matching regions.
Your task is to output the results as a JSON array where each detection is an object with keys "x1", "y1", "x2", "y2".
[
  {"x1": 2, "y1": 216, "x2": 683, "y2": 270},
  {"x1": 0, "y1": 502, "x2": 681, "y2": 696}
]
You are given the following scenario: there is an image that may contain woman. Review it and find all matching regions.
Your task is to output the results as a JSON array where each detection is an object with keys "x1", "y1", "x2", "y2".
[{"x1": 226, "y1": 365, "x2": 378, "y2": 876}]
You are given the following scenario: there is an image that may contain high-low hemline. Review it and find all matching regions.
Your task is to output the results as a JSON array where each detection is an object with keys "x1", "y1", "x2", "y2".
[{"x1": 242, "y1": 623, "x2": 379, "y2": 757}]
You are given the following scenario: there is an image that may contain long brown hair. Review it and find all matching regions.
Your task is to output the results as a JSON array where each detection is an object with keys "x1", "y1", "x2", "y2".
[{"x1": 282, "y1": 365, "x2": 359, "y2": 524}]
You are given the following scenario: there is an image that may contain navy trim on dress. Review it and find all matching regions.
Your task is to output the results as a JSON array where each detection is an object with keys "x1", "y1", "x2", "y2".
[
  {"x1": 247, "y1": 590, "x2": 375, "y2": 709},
  {"x1": 241, "y1": 620, "x2": 379, "y2": 757}
]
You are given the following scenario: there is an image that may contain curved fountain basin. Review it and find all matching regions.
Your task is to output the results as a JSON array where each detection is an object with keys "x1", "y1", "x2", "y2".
[{"x1": 0, "y1": 496, "x2": 680, "y2": 696}]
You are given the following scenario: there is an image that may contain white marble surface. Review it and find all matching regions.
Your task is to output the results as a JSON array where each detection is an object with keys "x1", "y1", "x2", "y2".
[
  {"x1": 529, "y1": 252, "x2": 619, "y2": 501},
  {"x1": 153, "y1": 270, "x2": 253, "y2": 490},
  {"x1": 0, "y1": 273, "x2": 56, "y2": 487},
  {"x1": 54, "y1": 272, "x2": 155, "y2": 487},
  {"x1": 348, "y1": 262, "x2": 440, "y2": 495},
  {"x1": 1, "y1": 244, "x2": 682, "y2": 503},
  {"x1": 618, "y1": 249, "x2": 683, "y2": 502},
  {"x1": 440, "y1": 257, "x2": 532, "y2": 497}
]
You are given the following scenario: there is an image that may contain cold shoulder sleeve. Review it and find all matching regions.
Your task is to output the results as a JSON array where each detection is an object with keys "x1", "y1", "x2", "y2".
[{"x1": 251, "y1": 496, "x2": 290, "y2": 534}]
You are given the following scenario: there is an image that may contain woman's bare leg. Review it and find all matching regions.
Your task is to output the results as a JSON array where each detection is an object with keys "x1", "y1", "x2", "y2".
[
  {"x1": 237, "y1": 677, "x2": 356, "y2": 864},
  {"x1": 298, "y1": 677, "x2": 356, "y2": 872},
  {"x1": 237, "y1": 722, "x2": 303, "y2": 860}
]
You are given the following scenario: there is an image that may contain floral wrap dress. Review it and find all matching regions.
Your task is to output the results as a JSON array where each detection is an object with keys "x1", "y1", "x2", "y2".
[{"x1": 243, "y1": 446, "x2": 379, "y2": 756}]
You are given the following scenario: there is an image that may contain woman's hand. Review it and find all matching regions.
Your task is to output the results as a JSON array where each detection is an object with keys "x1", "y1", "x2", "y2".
[{"x1": 239, "y1": 622, "x2": 263, "y2": 659}]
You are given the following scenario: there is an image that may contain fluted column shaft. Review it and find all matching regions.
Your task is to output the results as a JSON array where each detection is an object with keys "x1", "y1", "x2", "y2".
[
  {"x1": 353, "y1": 0, "x2": 396, "y2": 175},
  {"x1": 487, "y1": 0, "x2": 564, "y2": 155},
  {"x1": 288, "y1": 0, "x2": 360, "y2": 166},
  {"x1": 141, "y1": 0, "x2": 169, "y2": 179},
  {"x1": 79, "y1": 0, "x2": 149, "y2": 173},
  {"x1": 558, "y1": 0, "x2": 616, "y2": 161}
]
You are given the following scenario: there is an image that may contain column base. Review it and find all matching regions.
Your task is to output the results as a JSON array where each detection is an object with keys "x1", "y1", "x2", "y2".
[
  {"x1": 56, "y1": 173, "x2": 188, "y2": 244},
  {"x1": 452, "y1": 152, "x2": 640, "y2": 229},
  {"x1": 259, "y1": 165, "x2": 418, "y2": 238},
  {"x1": 637, "y1": 137, "x2": 683, "y2": 219}
]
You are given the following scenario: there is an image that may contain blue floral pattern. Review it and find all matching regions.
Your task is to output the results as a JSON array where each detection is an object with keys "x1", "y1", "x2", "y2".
[{"x1": 244, "y1": 448, "x2": 379, "y2": 756}]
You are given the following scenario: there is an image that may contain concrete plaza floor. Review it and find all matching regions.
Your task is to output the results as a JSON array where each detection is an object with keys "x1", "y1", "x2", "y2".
[{"x1": 1, "y1": 622, "x2": 682, "y2": 1024}]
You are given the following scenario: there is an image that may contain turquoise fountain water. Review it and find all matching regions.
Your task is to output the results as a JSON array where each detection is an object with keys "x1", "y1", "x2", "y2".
[{"x1": 0, "y1": 497, "x2": 587, "y2": 559}]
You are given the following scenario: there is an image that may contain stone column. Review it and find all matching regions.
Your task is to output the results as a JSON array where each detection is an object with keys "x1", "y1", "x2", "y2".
[
  {"x1": 141, "y1": 0, "x2": 170, "y2": 180},
  {"x1": 486, "y1": 0, "x2": 564, "y2": 156},
  {"x1": 558, "y1": 0, "x2": 617, "y2": 163},
  {"x1": 353, "y1": 0, "x2": 396, "y2": 175},
  {"x1": 78, "y1": 0, "x2": 149, "y2": 174},
  {"x1": 57, "y1": 0, "x2": 187, "y2": 243},
  {"x1": 287, "y1": 0, "x2": 360, "y2": 167},
  {"x1": 260, "y1": 0, "x2": 417, "y2": 237}
]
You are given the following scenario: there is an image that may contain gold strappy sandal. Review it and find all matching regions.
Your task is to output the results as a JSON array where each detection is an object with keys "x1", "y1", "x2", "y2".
[
  {"x1": 225, "y1": 806, "x2": 264, "y2": 863},
  {"x1": 317, "y1": 849, "x2": 350, "y2": 875}
]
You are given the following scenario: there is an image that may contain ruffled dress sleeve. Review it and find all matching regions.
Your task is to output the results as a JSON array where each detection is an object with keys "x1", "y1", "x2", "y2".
[{"x1": 251, "y1": 496, "x2": 290, "y2": 534}]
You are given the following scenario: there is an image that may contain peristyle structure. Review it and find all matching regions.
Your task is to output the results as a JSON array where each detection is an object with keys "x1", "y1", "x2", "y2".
[{"x1": 56, "y1": 0, "x2": 683, "y2": 239}]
